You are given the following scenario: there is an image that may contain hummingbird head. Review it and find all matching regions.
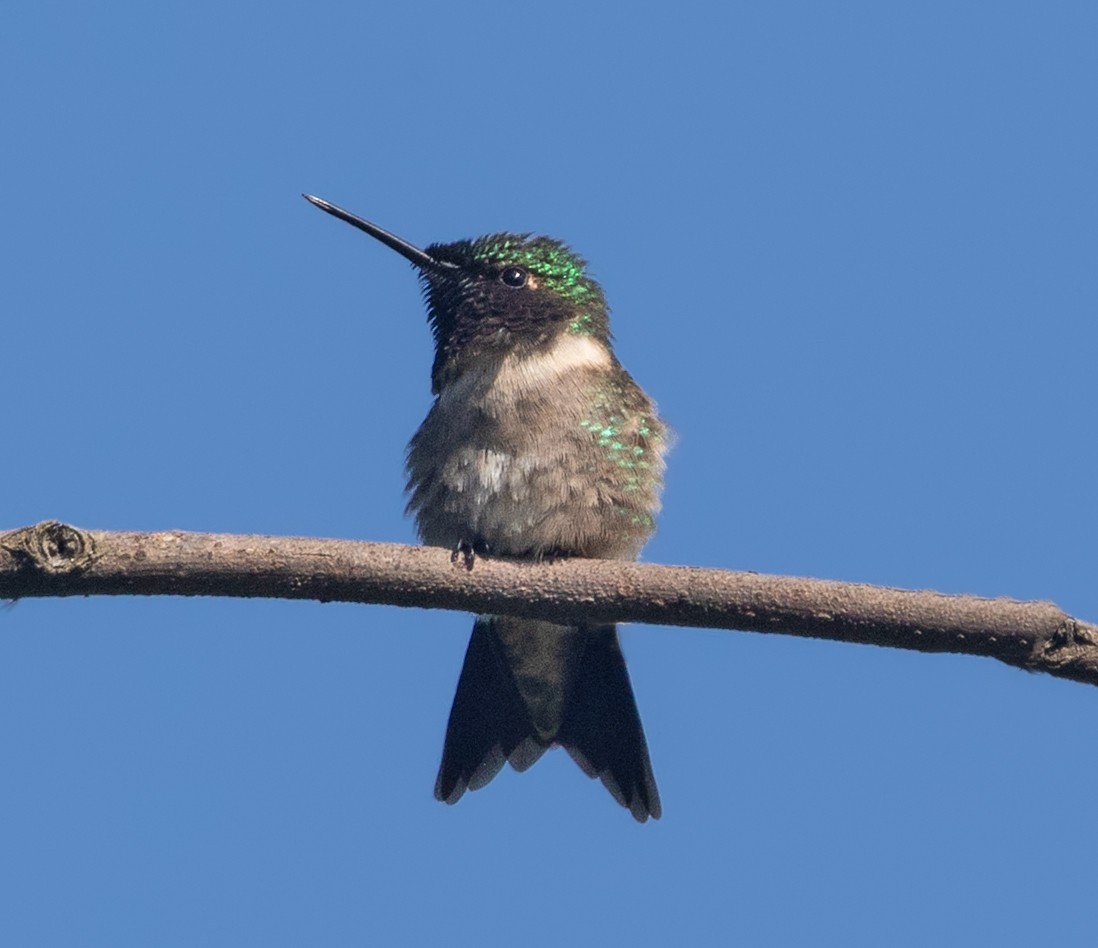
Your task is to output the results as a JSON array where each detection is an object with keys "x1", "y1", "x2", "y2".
[{"x1": 304, "y1": 195, "x2": 610, "y2": 391}]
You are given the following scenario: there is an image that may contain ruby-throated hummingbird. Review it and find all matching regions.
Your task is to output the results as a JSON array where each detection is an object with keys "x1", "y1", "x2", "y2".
[{"x1": 304, "y1": 194, "x2": 668, "y2": 821}]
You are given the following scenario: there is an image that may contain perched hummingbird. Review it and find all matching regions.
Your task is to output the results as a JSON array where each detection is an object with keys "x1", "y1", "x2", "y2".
[{"x1": 304, "y1": 194, "x2": 668, "y2": 821}]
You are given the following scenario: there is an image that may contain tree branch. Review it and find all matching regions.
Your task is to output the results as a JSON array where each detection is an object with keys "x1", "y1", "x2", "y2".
[{"x1": 3, "y1": 521, "x2": 1096, "y2": 687}]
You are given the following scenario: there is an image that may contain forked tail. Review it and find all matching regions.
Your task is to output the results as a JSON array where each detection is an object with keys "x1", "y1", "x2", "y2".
[{"x1": 434, "y1": 615, "x2": 661, "y2": 822}]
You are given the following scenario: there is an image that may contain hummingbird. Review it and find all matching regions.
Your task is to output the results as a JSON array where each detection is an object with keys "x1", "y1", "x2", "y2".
[{"x1": 304, "y1": 193, "x2": 668, "y2": 821}]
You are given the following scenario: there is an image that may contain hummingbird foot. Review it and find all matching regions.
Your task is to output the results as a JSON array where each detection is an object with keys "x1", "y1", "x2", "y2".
[{"x1": 450, "y1": 537, "x2": 490, "y2": 571}]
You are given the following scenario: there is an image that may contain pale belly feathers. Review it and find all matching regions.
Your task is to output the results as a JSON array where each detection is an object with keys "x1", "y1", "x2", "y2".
[{"x1": 405, "y1": 334, "x2": 664, "y2": 560}]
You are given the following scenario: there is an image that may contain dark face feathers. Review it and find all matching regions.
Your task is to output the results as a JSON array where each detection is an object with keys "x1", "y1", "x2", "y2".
[
  {"x1": 418, "y1": 233, "x2": 611, "y2": 388},
  {"x1": 299, "y1": 198, "x2": 611, "y2": 389}
]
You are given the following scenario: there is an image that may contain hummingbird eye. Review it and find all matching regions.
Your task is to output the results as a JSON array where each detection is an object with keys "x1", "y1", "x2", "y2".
[{"x1": 499, "y1": 266, "x2": 528, "y2": 288}]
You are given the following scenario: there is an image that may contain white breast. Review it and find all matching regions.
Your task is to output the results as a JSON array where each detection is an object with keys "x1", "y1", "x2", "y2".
[
  {"x1": 408, "y1": 332, "x2": 622, "y2": 554},
  {"x1": 436, "y1": 333, "x2": 612, "y2": 416}
]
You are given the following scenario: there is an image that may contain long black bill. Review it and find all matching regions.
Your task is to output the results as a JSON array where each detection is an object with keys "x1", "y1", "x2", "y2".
[{"x1": 302, "y1": 194, "x2": 458, "y2": 275}]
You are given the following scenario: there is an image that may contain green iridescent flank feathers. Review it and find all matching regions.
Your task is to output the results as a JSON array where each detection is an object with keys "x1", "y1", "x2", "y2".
[{"x1": 578, "y1": 384, "x2": 660, "y2": 537}]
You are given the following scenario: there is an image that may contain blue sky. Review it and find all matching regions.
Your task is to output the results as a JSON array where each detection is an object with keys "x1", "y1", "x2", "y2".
[{"x1": 3, "y1": 2, "x2": 1096, "y2": 944}]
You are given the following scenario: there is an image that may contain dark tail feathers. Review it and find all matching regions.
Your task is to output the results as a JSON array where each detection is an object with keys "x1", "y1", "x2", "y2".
[{"x1": 434, "y1": 616, "x2": 661, "y2": 822}]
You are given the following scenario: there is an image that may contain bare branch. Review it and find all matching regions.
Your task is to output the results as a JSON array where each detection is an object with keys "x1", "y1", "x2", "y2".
[{"x1": 3, "y1": 521, "x2": 1096, "y2": 687}]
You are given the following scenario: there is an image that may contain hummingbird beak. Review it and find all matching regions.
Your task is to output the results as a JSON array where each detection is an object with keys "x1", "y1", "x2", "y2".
[{"x1": 303, "y1": 194, "x2": 459, "y2": 276}]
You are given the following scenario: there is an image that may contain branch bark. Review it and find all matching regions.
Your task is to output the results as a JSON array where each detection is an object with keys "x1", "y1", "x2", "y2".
[{"x1": 3, "y1": 521, "x2": 1096, "y2": 687}]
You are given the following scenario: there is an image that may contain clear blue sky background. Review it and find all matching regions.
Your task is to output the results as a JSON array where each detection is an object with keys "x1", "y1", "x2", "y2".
[{"x1": 3, "y1": 2, "x2": 1096, "y2": 944}]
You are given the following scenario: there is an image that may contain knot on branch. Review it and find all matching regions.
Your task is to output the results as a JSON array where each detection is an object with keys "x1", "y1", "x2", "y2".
[
  {"x1": 1, "y1": 521, "x2": 96, "y2": 574},
  {"x1": 1024, "y1": 619, "x2": 1098, "y2": 685}
]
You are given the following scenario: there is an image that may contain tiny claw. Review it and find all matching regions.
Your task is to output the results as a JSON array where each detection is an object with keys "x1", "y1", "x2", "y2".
[
  {"x1": 451, "y1": 538, "x2": 489, "y2": 571},
  {"x1": 451, "y1": 540, "x2": 476, "y2": 571}
]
